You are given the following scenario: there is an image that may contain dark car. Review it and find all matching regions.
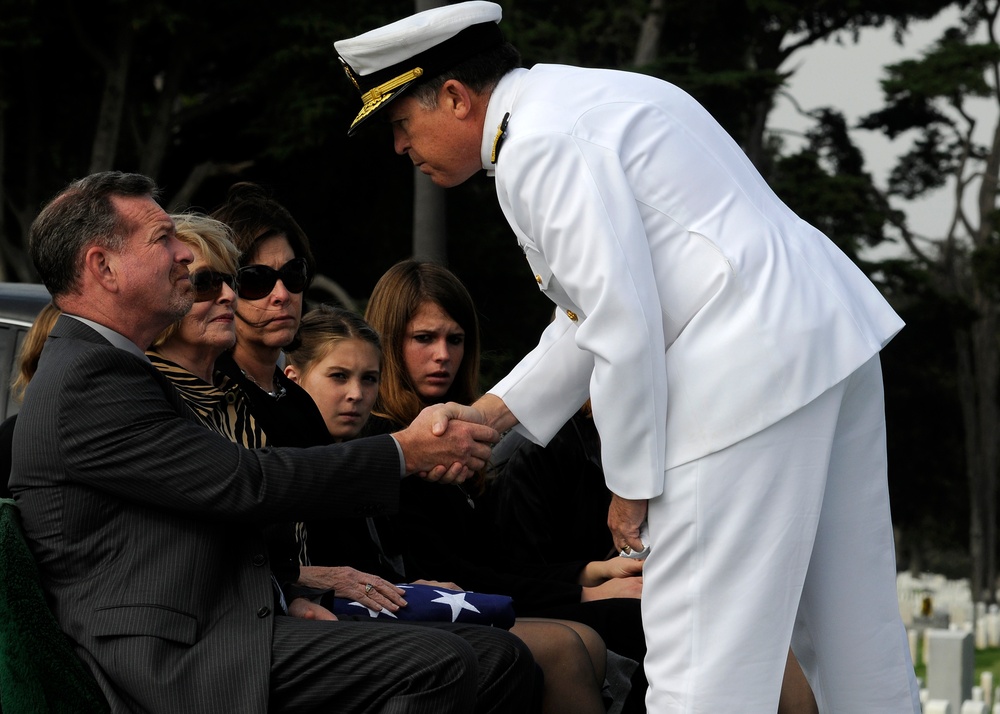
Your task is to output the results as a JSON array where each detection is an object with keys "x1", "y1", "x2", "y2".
[{"x1": 0, "y1": 282, "x2": 51, "y2": 420}]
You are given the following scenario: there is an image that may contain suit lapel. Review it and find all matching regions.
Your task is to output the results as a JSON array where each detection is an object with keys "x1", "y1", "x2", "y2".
[{"x1": 49, "y1": 315, "x2": 198, "y2": 422}]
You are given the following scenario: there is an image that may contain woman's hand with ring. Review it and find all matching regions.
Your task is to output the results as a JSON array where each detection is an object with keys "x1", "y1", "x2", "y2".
[{"x1": 297, "y1": 565, "x2": 408, "y2": 611}]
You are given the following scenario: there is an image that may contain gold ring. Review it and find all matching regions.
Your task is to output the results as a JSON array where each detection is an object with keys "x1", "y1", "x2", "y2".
[{"x1": 365, "y1": 583, "x2": 374, "y2": 595}]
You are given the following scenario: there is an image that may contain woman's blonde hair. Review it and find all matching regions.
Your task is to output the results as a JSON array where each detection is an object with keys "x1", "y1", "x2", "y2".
[
  {"x1": 151, "y1": 214, "x2": 241, "y2": 348},
  {"x1": 11, "y1": 302, "x2": 61, "y2": 401}
]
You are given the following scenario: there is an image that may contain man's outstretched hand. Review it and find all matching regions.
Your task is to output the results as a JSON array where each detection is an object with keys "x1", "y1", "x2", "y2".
[{"x1": 393, "y1": 402, "x2": 498, "y2": 484}]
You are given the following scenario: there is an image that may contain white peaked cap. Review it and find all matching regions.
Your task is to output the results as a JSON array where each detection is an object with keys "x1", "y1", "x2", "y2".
[{"x1": 334, "y1": 1, "x2": 503, "y2": 135}]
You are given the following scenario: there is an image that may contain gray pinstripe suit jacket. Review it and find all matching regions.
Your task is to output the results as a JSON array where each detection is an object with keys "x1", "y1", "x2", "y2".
[{"x1": 9, "y1": 317, "x2": 402, "y2": 712}]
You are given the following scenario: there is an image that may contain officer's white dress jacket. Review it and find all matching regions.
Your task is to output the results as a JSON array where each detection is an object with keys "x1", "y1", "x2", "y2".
[{"x1": 482, "y1": 65, "x2": 904, "y2": 500}]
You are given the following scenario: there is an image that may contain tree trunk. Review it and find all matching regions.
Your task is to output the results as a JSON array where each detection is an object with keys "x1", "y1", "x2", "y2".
[
  {"x1": 2, "y1": 62, "x2": 43, "y2": 283},
  {"x1": 966, "y1": 117, "x2": 1000, "y2": 605},
  {"x1": 89, "y1": 18, "x2": 134, "y2": 174},
  {"x1": 633, "y1": 0, "x2": 664, "y2": 68},
  {"x1": 745, "y1": 96, "x2": 773, "y2": 172},
  {"x1": 954, "y1": 318, "x2": 998, "y2": 603},
  {"x1": 139, "y1": 47, "x2": 186, "y2": 181},
  {"x1": 412, "y1": 170, "x2": 447, "y2": 263},
  {"x1": 411, "y1": 0, "x2": 449, "y2": 264},
  {"x1": 167, "y1": 160, "x2": 255, "y2": 213}
]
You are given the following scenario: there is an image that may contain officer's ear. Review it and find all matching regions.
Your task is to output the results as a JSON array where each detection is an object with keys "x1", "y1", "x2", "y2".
[{"x1": 440, "y1": 79, "x2": 475, "y2": 120}]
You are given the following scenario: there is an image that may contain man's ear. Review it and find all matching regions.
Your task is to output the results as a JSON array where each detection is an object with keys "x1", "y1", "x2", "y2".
[
  {"x1": 440, "y1": 79, "x2": 475, "y2": 120},
  {"x1": 83, "y1": 245, "x2": 119, "y2": 292}
]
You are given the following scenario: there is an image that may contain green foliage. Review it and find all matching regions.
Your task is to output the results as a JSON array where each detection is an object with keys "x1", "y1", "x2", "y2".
[
  {"x1": 0, "y1": 0, "x2": 40, "y2": 51},
  {"x1": 887, "y1": 127, "x2": 956, "y2": 198},
  {"x1": 859, "y1": 27, "x2": 1000, "y2": 200},
  {"x1": 860, "y1": 33, "x2": 1000, "y2": 140},
  {"x1": 238, "y1": 3, "x2": 410, "y2": 158},
  {"x1": 506, "y1": 0, "x2": 647, "y2": 68},
  {"x1": 858, "y1": 95, "x2": 950, "y2": 139},
  {"x1": 771, "y1": 109, "x2": 892, "y2": 258},
  {"x1": 883, "y1": 31, "x2": 1000, "y2": 101}
]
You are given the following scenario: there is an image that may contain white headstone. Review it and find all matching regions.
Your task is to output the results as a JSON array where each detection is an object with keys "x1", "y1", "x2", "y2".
[
  {"x1": 924, "y1": 701, "x2": 951, "y2": 714},
  {"x1": 976, "y1": 619, "x2": 989, "y2": 649},
  {"x1": 987, "y1": 608, "x2": 1000, "y2": 648},
  {"x1": 927, "y1": 628, "x2": 975, "y2": 714},
  {"x1": 981, "y1": 673, "x2": 994, "y2": 707},
  {"x1": 961, "y1": 702, "x2": 988, "y2": 714}
]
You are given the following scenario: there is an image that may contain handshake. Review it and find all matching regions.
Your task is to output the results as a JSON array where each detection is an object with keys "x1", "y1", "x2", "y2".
[{"x1": 392, "y1": 402, "x2": 500, "y2": 483}]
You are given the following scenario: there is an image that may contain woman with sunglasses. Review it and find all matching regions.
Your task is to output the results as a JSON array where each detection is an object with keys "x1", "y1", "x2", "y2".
[
  {"x1": 209, "y1": 182, "x2": 331, "y2": 449},
  {"x1": 208, "y1": 183, "x2": 412, "y2": 606},
  {"x1": 145, "y1": 212, "x2": 409, "y2": 623},
  {"x1": 146, "y1": 214, "x2": 262, "y2": 443},
  {"x1": 146, "y1": 213, "x2": 343, "y2": 623}
]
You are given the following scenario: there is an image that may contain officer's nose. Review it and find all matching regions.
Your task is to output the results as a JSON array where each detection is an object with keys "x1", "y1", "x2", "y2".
[{"x1": 392, "y1": 125, "x2": 410, "y2": 155}]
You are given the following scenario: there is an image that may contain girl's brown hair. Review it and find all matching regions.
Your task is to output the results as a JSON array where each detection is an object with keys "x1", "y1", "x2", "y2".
[
  {"x1": 284, "y1": 304, "x2": 382, "y2": 377},
  {"x1": 364, "y1": 260, "x2": 480, "y2": 427}
]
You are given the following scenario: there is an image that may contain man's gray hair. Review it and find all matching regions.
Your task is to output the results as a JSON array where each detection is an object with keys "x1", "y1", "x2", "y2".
[
  {"x1": 408, "y1": 41, "x2": 521, "y2": 109},
  {"x1": 30, "y1": 172, "x2": 158, "y2": 298}
]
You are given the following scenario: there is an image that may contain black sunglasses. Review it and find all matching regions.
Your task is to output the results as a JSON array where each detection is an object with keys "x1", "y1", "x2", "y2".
[
  {"x1": 237, "y1": 258, "x2": 309, "y2": 300},
  {"x1": 190, "y1": 269, "x2": 238, "y2": 303}
]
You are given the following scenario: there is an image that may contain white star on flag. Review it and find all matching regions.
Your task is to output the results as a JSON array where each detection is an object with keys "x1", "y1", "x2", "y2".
[
  {"x1": 328, "y1": 583, "x2": 514, "y2": 628},
  {"x1": 431, "y1": 590, "x2": 482, "y2": 622},
  {"x1": 346, "y1": 600, "x2": 399, "y2": 619}
]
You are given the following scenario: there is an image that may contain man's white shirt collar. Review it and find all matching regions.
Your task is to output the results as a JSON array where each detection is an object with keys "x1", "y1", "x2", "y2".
[{"x1": 64, "y1": 314, "x2": 148, "y2": 360}]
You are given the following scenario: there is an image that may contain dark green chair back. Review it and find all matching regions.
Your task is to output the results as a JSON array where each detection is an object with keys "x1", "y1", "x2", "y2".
[{"x1": 0, "y1": 498, "x2": 109, "y2": 713}]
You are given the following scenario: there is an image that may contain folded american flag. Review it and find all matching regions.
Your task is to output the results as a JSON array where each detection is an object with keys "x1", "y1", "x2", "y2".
[{"x1": 331, "y1": 584, "x2": 515, "y2": 629}]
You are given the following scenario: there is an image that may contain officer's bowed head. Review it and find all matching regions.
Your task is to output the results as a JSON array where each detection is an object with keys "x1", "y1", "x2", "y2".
[{"x1": 334, "y1": 1, "x2": 503, "y2": 135}]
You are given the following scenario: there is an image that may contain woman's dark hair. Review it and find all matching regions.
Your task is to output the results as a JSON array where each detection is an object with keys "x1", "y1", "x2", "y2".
[{"x1": 210, "y1": 182, "x2": 316, "y2": 275}]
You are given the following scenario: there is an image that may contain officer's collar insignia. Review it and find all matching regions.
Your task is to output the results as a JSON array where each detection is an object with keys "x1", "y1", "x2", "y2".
[{"x1": 491, "y1": 112, "x2": 510, "y2": 164}]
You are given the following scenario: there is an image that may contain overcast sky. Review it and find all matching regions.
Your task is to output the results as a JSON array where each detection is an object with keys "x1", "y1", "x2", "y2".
[{"x1": 768, "y1": 6, "x2": 998, "y2": 257}]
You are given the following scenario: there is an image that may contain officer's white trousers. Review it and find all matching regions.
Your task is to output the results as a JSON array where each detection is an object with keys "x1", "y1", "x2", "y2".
[{"x1": 643, "y1": 355, "x2": 921, "y2": 713}]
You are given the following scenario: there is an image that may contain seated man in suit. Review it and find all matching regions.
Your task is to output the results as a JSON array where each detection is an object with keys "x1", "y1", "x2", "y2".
[{"x1": 9, "y1": 171, "x2": 536, "y2": 713}]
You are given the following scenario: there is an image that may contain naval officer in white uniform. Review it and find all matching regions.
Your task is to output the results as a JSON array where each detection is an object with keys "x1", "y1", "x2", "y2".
[{"x1": 335, "y1": 3, "x2": 921, "y2": 711}]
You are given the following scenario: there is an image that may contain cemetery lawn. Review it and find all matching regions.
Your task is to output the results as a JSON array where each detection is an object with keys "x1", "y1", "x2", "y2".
[{"x1": 912, "y1": 647, "x2": 1000, "y2": 683}]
